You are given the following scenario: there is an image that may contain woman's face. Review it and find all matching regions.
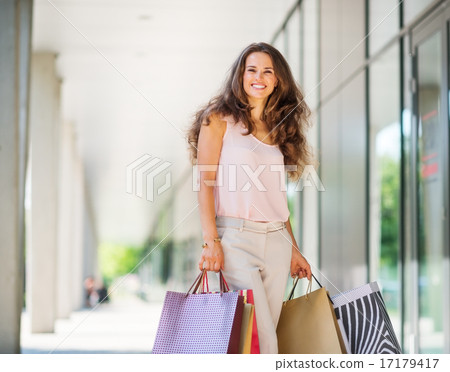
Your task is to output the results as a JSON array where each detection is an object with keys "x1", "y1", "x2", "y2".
[{"x1": 242, "y1": 52, "x2": 278, "y2": 105}]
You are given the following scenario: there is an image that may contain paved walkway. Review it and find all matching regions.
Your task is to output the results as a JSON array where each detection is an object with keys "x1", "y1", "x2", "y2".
[{"x1": 21, "y1": 295, "x2": 164, "y2": 353}]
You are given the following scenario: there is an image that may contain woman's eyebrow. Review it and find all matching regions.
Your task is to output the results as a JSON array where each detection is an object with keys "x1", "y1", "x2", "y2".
[{"x1": 246, "y1": 65, "x2": 274, "y2": 70}]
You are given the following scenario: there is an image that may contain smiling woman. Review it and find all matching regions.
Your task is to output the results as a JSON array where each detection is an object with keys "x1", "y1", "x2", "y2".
[
  {"x1": 187, "y1": 42, "x2": 313, "y2": 179},
  {"x1": 186, "y1": 42, "x2": 315, "y2": 354},
  {"x1": 243, "y1": 52, "x2": 278, "y2": 107}
]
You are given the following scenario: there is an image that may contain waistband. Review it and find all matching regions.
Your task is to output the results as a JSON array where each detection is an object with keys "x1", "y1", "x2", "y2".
[{"x1": 215, "y1": 215, "x2": 286, "y2": 233}]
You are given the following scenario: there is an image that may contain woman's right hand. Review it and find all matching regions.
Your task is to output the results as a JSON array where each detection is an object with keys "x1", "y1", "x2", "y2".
[
  {"x1": 196, "y1": 114, "x2": 227, "y2": 273},
  {"x1": 198, "y1": 240, "x2": 225, "y2": 272}
]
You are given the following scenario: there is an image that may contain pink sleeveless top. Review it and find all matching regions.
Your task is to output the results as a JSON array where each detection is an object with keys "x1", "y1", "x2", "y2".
[{"x1": 213, "y1": 115, "x2": 290, "y2": 222}]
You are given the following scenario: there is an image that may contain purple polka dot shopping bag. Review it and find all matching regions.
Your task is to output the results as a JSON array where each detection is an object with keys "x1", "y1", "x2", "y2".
[{"x1": 152, "y1": 270, "x2": 244, "y2": 354}]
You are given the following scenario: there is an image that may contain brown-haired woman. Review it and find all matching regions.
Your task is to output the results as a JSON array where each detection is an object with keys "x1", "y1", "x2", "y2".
[{"x1": 187, "y1": 42, "x2": 313, "y2": 354}]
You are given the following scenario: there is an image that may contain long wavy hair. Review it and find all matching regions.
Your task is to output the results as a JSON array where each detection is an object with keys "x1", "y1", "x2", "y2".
[{"x1": 187, "y1": 42, "x2": 314, "y2": 181}]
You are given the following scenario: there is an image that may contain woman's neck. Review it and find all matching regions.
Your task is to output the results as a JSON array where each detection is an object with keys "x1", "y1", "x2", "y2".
[{"x1": 248, "y1": 98, "x2": 267, "y2": 124}]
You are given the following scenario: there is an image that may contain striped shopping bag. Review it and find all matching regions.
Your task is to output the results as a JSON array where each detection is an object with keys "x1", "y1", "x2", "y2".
[{"x1": 331, "y1": 282, "x2": 401, "y2": 354}]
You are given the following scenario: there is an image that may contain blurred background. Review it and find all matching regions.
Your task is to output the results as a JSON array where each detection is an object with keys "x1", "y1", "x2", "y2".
[{"x1": 1, "y1": 0, "x2": 449, "y2": 354}]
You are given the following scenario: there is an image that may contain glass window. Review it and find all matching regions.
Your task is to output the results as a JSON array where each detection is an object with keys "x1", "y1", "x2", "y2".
[
  {"x1": 416, "y1": 30, "x2": 444, "y2": 354},
  {"x1": 341, "y1": 71, "x2": 367, "y2": 290},
  {"x1": 342, "y1": 0, "x2": 365, "y2": 76},
  {"x1": 320, "y1": 0, "x2": 364, "y2": 96},
  {"x1": 320, "y1": 0, "x2": 342, "y2": 98},
  {"x1": 285, "y1": 5, "x2": 302, "y2": 252},
  {"x1": 286, "y1": 6, "x2": 301, "y2": 83},
  {"x1": 302, "y1": 0, "x2": 320, "y2": 107},
  {"x1": 369, "y1": 44, "x2": 402, "y2": 340},
  {"x1": 369, "y1": 0, "x2": 400, "y2": 56},
  {"x1": 319, "y1": 93, "x2": 343, "y2": 290},
  {"x1": 273, "y1": 29, "x2": 286, "y2": 57},
  {"x1": 401, "y1": 37, "x2": 414, "y2": 350},
  {"x1": 319, "y1": 72, "x2": 367, "y2": 292},
  {"x1": 404, "y1": 0, "x2": 435, "y2": 25}
]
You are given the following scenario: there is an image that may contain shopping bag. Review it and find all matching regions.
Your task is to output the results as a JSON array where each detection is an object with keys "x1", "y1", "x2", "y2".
[
  {"x1": 276, "y1": 275, "x2": 347, "y2": 354},
  {"x1": 238, "y1": 302, "x2": 254, "y2": 354},
  {"x1": 152, "y1": 270, "x2": 244, "y2": 354},
  {"x1": 238, "y1": 289, "x2": 260, "y2": 354},
  {"x1": 331, "y1": 282, "x2": 401, "y2": 354}
]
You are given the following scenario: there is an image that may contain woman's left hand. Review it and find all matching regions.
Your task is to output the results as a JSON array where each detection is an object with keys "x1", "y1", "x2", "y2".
[{"x1": 290, "y1": 246, "x2": 312, "y2": 280}]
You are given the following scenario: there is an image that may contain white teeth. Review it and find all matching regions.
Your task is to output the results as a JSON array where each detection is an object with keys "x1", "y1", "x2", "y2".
[{"x1": 252, "y1": 84, "x2": 265, "y2": 89}]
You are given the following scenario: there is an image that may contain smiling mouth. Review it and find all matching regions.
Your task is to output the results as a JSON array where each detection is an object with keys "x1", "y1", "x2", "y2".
[{"x1": 251, "y1": 84, "x2": 266, "y2": 89}]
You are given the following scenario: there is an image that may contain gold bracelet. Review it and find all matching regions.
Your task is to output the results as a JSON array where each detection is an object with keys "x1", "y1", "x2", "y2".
[{"x1": 202, "y1": 237, "x2": 221, "y2": 249}]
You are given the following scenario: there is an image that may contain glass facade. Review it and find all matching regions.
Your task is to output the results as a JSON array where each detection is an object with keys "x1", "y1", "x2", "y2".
[
  {"x1": 369, "y1": 44, "x2": 401, "y2": 338},
  {"x1": 285, "y1": 5, "x2": 302, "y2": 241},
  {"x1": 275, "y1": 3, "x2": 305, "y2": 298},
  {"x1": 404, "y1": 0, "x2": 436, "y2": 24},
  {"x1": 369, "y1": 0, "x2": 400, "y2": 56},
  {"x1": 286, "y1": 6, "x2": 301, "y2": 83},
  {"x1": 272, "y1": 0, "x2": 450, "y2": 353},
  {"x1": 416, "y1": 29, "x2": 444, "y2": 353}
]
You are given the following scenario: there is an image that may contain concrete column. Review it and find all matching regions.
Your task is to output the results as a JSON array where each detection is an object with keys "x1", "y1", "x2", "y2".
[
  {"x1": 0, "y1": 0, "x2": 33, "y2": 353},
  {"x1": 28, "y1": 52, "x2": 61, "y2": 333},
  {"x1": 56, "y1": 120, "x2": 75, "y2": 319},
  {"x1": 82, "y1": 191, "x2": 99, "y2": 292},
  {"x1": 72, "y1": 155, "x2": 85, "y2": 310},
  {"x1": 56, "y1": 121, "x2": 95, "y2": 313}
]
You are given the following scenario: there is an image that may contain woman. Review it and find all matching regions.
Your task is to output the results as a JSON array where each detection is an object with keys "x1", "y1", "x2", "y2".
[{"x1": 187, "y1": 42, "x2": 313, "y2": 354}]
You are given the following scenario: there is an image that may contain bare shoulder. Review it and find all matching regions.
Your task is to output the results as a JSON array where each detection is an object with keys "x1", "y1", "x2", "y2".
[
  {"x1": 202, "y1": 112, "x2": 227, "y2": 138},
  {"x1": 198, "y1": 112, "x2": 227, "y2": 163}
]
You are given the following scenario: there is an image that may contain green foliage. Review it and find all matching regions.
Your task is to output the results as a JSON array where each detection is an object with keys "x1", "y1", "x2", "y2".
[
  {"x1": 287, "y1": 184, "x2": 298, "y2": 229},
  {"x1": 98, "y1": 242, "x2": 145, "y2": 286},
  {"x1": 380, "y1": 155, "x2": 400, "y2": 274}
]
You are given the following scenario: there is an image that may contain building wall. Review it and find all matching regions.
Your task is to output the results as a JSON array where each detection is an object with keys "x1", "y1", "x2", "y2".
[{"x1": 272, "y1": 0, "x2": 450, "y2": 353}]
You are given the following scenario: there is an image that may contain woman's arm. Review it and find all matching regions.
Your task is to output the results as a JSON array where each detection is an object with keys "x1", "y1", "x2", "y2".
[
  {"x1": 285, "y1": 218, "x2": 312, "y2": 280},
  {"x1": 196, "y1": 114, "x2": 227, "y2": 272}
]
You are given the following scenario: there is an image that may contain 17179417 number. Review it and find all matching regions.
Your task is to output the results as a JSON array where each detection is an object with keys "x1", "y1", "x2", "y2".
[{"x1": 380, "y1": 358, "x2": 439, "y2": 369}]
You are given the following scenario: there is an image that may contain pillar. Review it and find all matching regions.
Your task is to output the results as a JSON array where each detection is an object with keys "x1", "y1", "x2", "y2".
[
  {"x1": 0, "y1": 0, "x2": 33, "y2": 353},
  {"x1": 56, "y1": 120, "x2": 75, "y2": 318},
  {"x1": 71, "y1": 155, "x2": 85, "y2": 310},
  {"x1": 28, "y1": 52, "x2": 61, "y2": 333}
]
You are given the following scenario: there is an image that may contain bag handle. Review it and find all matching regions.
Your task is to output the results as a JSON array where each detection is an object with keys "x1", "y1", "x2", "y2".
[
  {"x1": 186, "y1": 269, "x2": 230, "y2": 297},
  {"x1": 287, "y1": 273, "x2": 334, "y2": 304},
  {"x1": 202, "y1": 270, "x2": 210, "y2": 293},
  {"x1": 219, "y1": 270, "x2": 230, "y2": 294},
  {"x1": 186, "y1": 270, "x2": 205, "y2": 296},
  {"x1": 287, "y1": 273, "x2": 320, "y2": 300}
]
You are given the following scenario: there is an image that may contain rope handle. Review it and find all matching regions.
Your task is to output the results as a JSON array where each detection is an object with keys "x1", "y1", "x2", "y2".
[
  {"x1": 219, "y1": 271, "x2": 230, "y2": 293},
  {"x1": 186, "y1": 271, "x2": 204, "y2": 297},
  {"x1": 186, "y1": 269, "x2": 230, "y2": 297},
  {"x1": 287, "y1": 273, "x2": 334, "y2": 304},
  {"x1": 201, "y1": 270, "x2": 210, "y2": 293}
]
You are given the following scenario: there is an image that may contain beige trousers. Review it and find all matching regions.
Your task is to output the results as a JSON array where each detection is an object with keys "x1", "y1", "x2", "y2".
[{"x1": 215, "y1": 216, "x2": 292, "y2": 354}]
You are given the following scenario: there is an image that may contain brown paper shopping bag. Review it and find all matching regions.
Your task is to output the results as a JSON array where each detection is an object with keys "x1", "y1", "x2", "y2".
[{"x1": 276, "y1": 275, "x2": 346, "y2": 354}]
